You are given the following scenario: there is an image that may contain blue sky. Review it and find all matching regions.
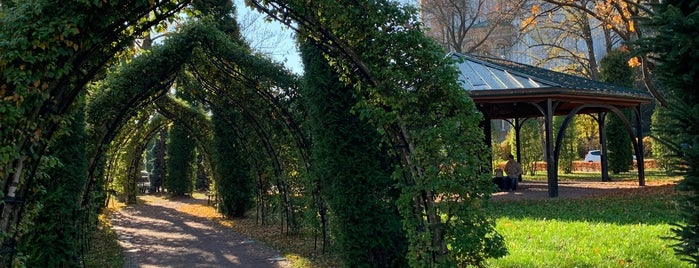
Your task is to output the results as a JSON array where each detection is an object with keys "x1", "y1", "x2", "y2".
[
  {"x1": 234, "y1": 0, "x2": 419, "y2": 75},
  {"x1": 235, "y1": 0, "x2": 303, "y2": 74}
]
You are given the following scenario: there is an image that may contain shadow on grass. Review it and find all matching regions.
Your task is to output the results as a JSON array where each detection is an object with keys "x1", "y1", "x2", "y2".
[{"x1": 487, "y1": 182, "x2": 680, "y2": 225}]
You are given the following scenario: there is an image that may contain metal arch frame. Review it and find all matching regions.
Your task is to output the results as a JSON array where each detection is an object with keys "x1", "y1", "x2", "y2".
[
  {"x1": 516, "y1": 99, "x2": 645, "y2": 197},
  {"x1": 555, "y1": 104, "x2": 644, "y2": 180}
]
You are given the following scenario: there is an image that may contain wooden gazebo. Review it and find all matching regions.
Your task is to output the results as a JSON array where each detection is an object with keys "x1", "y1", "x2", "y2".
[{"x1": 450, "y1": 52, "x2": 655, "y2": 197}]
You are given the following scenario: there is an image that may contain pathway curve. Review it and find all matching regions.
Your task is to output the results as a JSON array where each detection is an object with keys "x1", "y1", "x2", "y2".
[{"x1": 110, "y1": 195, "x2": 291, "y2": 268}]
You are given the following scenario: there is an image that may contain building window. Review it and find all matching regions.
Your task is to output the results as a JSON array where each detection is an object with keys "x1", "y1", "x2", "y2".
[{"x1": 497, "y1": 44, "x2": 508, "y2": 58}]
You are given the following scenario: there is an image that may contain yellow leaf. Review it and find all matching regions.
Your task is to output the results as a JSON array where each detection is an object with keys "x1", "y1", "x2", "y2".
[
  {"x1": 41, "y1": 82, "x2": 49, "y2": 90},
  {"x1": 629, "y1": 21, "x2": 635, "y2": 32},
  {"x1": 73, "y1": 44, "x2": 79, "y2": 51},
  {"x1": 532, "y1": 5, "x2": 540, "y2": 14},
  {"x1": 33, "y1": 80, "x2": 40, "y2": 88},
  {"x1": 521, "y1": 16, "x2": 536, "y2": 29},
  {"x1": 628, "y1": 57, "x2": 641, "y2": 68},
  {"x1": 0, "y1": 84, "x2": 6, "y2": 95}
]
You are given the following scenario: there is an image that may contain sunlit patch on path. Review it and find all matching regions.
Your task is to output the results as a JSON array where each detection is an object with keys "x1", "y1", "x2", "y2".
[{"x1": 110, "y1": 195, "x2": 290, "y2": 268}]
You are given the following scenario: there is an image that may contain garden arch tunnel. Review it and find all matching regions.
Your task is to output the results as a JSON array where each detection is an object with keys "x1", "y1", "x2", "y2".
[
  {"x1": 450, "y1": 52, "x2": 655, "y2": 198},
  {"x1": 83, "y1": 21, "x2": 305, "y2": 210}
]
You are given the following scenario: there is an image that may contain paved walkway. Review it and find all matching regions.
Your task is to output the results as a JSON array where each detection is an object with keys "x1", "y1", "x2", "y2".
[{"x1": 110, "y1": 196, "x2": 291, "y2": 268}]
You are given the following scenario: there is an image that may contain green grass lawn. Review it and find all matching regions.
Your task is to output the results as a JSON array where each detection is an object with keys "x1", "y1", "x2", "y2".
[{"x1": 485, "y1": 174, "x2": 688, "y2": 267}]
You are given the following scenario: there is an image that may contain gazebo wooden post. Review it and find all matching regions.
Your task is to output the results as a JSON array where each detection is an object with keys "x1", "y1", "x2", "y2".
[
  {"x1": 635, "y1": 105, "x2": 645, "y2": 186},
  {"x1": 514, "y1": 117, "x2": 523, "y2": 182},
  {"x1": 597, "y1": 112, "x2": 610, "y2": 181},
  {"x1": 514, "y1": 117, "x2": 522, "y2": 163},
  {"x1": 544, "y1": 99, "x2": 558, "y2": 197}
]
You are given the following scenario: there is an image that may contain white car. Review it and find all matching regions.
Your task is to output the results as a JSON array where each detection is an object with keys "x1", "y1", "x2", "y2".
[
  {"x1": 584, "y1": 150, "x2": 601, "y2": 162},
  {"x1": 584, "y1": 150, "x2": 636, "y2": 162}
]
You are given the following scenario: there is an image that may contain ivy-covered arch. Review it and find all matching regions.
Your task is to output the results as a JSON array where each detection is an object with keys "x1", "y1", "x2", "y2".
[
  {"x1": 86, "y1": 17, "x2": 312, "y2": 229},
  {"x1": 1, "y1": 2, "x2": 194, "y2": 262},
  {"x1": 85, "y1": 27, "x2": 200, "y2": 182},
  {"x1": 90, "y1": 1, "x2": 504, "y2": 266},
  {"x1": 113, "y1": 111, "x2": 169, "y2": 204},
  {"x1": 2, "y1": 1, "x2": 507, "y2": 267},
  {"x1": 154, "y1": 95, "x2": 216, "y2": 184},
  {"x1": 185, "y1": 52, "x2": 307, "y2": 229},
  {"x1": 249, "y1": 1, "x2": 504, "y2": 265}
]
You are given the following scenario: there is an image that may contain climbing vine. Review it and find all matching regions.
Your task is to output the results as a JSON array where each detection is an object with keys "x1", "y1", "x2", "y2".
[
  {"x1": 300, "y1": 39, "x2": 407, "y2": 267},
  {"x1": 248, "y1": 0, "x2": 506, "y2": 265},
  {"x1": 182, "y1": 22, "x2": 306, "y2": 233},
  {"x1": 17, "y1": 98, "x2": 87, "y2": 267},
  {"x1": 166, "y1": 122, "x2": 196, "y2": 196},
  {"x1": 0, "y1": 1, "x2": 191, "y2": 263}
]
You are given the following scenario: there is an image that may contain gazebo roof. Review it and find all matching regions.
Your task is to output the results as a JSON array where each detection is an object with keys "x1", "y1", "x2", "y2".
[
  {"x1": 449, "y1": 52, "x2": 654, "y2": 119},
  {"x1": 449, "y1": 52, "x2": 654, "y2": 198}
]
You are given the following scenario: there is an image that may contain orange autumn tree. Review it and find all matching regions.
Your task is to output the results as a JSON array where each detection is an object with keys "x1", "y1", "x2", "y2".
[{"x1": 522, "y1": 0, "x2": 664, "y2": 102}]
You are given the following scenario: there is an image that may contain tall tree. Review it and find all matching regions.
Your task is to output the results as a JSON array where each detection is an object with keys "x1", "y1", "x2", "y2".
[
  {"x1": 166, "y1": 123, "x2": 196, "y2": 196},
  {"x1": 526, "y1": 0, "x2": 665, "y2": 103},
  {"x1": 635, "y1": 1, "x2": 699, "y2": 264},
  {"x1": 576, "y1": 114, "x2": 600, "y2": 155},
  {"x1": 419, "y1": 0, "x2": 528, "y2": 56},
  {"x1": 599, "y1": 49, "x2": 634, "y2": 174},
  {"x1": 300, "y1": 40, "x2": 407, "y2": 267},
  {"x1": 150, "y1": 128, "x2": 168, "y2": 192},
  {"x1": 211, "y1": 102, "x2": 254, "y2": 218},
  {"x1": 650, "y1": 107, "x2": 673, "y2": 172},
  {"x1": 522, "y1": 4, "x2": 602, "y2": 78}
]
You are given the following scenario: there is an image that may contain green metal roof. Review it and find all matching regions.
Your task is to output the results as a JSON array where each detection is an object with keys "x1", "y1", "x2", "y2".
[{"x1": 450, "y1": 52, "x2": 654, "y2": 101}]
